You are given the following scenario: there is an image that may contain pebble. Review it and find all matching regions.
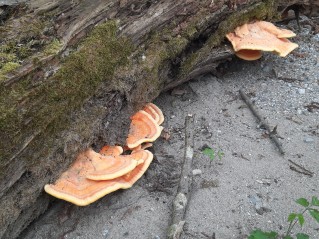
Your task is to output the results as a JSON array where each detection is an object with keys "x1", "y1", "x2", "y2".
[
  {"x1": 192, "y1": 169, "x2": 202, "y2": 176},
  {"x1": 102, "y1": 228, "x2": 109, "y2": 238},
  {"x1": 261, "y1": 64, "x2": 273, "y2": 75},
  {"x1": 248, "y1": 194, "x2": 262, "y2": 210},
  {"x1": 313, "y1": 33, "x2": 319, "y2": 42},
  {"x1": 304, "y1": 137, "x2": 314, "y2": 143},
  {"x1": 298, "y1": 88, "x2": 305, "y2": 94}
]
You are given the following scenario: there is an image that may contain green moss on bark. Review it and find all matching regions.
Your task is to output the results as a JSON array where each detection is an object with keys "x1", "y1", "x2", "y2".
[{"x1": 0, "y1": 21, "x2": 133, "y2": 169}]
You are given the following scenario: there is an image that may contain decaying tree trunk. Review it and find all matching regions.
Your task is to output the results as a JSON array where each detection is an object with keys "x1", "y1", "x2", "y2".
[{"x1": 1, "y1": 0, "x2": 307, "y2": 238}]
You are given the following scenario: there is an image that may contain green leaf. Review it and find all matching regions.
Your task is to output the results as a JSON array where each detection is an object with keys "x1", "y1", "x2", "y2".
[
  {"x1": 288, "y1": 213, "x2": 297, "y2": 222},
  {"x1": 203, "y1": 147, "x2": 215, "y2": 161},
  {"x1": 309, "y1": 209, "x2": 319, "y2": 223},
  {"x1": 296, "y1": 198, "x2": 310, "y2": 207},
  {"x1": 217, "y1": 150, "x2": 224, "y2": 160},
  {"x1": 311, "y1": 196, "x2": 319, "y2": 206},
  {"x1": 283, "y1": 236, "x2": 293, "y2": 239},
  {"x1": 296, "y1": 233, "x2": 309, "y2": 239},
  {"x1": 248, "y1": 229, "x2": 277, "y2": 239},
  {"x1": 297, "y1": 214, "x2": 305, "y2": 226}
]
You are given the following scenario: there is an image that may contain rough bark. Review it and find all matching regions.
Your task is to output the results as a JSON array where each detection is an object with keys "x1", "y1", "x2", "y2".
[{"x1": 0, "y1": 0, "x2": 302, "y2": 238}]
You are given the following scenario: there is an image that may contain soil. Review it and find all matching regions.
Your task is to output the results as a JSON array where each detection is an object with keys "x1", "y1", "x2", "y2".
[{"x1": 18, "y1": 18, "x2": 319, "y2": 239}]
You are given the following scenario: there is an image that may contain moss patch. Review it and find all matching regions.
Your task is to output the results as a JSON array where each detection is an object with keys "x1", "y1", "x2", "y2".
[
  {"x1": 0, "y1": 62, "x2": 20, "y2": 81},
  {"x1": 0, "y1": 20, "x2": 133, "y2": 168},
  {"x1": 43, "y1": 39, "x2": 62, "y2": 56},
  {"x1": 0, "y1": 9, "x2": 57, "y2": 81}
]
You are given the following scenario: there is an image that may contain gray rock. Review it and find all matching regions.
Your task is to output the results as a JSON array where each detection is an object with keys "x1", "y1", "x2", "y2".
[
  {"x1": 102, "y1": 228, "x2": 109, "y2": 238},
  {"x1": 304, "y1": 137, "x2": 314, "y2": 143},
  {"x1": 192, "y1": 169, "x2": 202, "y2": 176},
  {"x1": 313, "y1": 34, "x2": 319, "y2": 42},
  {"x1": 298, "y1": 88, "x2": 306, "y2": 95},
  {"x1": 248, "y1": 194, "x2": 262, "y2": 210}
]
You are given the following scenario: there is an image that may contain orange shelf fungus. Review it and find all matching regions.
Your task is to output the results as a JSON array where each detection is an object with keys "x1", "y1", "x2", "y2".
[
  {"x1": 44, "y1": 150, "x2": 126, "y2": 206},
  {"x1": 234, "y1": 49, "x2": 262, "y2": 61},
  {"x1": 143, "y1": 103, "x2": 164, "y2": 125},
  {"x1": 126, "y1": 110, "x2": 163, "y2": 149},
  {"x1": 143, "y1": 104, "x2": 160, "y2": 125},
  {"x1": 45, "y1": 103, "x2": 163, "y2": 206},
  {"x1": 128, "y1": 148, "x2": 152, "y2": 165},
  {"x1": 120, "y1": 150, "x2": 153, "y2": 188},
  {"x1": 226, "y1": 21, "x2": 298, "y2": 60},
  {"x1": 44, "y1": 149, "x2": 154, "y2": 206},
  {"x1": 100, "y1": 145, "x2": 123, "y2": 157},
  {"x1": 86, "y1": 149, "x2": 150, "y2": 180},
  {"x1": 84, "y1": 149, "x2": 139, "y2": 181},
  {"x1": 131, "y1": 142, "x2": 153, "y2": 153}
]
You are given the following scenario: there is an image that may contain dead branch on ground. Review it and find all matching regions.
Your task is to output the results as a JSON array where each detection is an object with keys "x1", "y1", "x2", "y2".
[
  {"x1": 239, "y1": 89, "x2": 285, "y2": 155},
  {"x1": 167, "y1": 114, "x2": 195, "y2": 239}
]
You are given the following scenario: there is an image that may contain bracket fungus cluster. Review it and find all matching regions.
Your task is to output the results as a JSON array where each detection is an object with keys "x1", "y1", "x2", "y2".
[
  {"x1": 226, "y1": 21, "x2": 298, "y2": 61},
  {"x1": 44, "y1": 103, "x2": 164, "y2": 206}
]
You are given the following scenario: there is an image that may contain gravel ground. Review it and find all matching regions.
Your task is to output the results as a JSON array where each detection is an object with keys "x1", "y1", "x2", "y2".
[{"x1": 19, "y1": 18, "x2": 319, "y2": 239}]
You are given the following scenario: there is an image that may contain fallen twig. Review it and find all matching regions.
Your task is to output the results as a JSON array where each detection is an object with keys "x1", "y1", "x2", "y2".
[
  {"x1": 288, "y1": 159, "x2": 314, "y2": 177},
  {"x1": 239, "y1": 89, "x2": 285, "y2": 155},
  {"x1": 167, "y1": 114, "x2": 195, "y2": 239}
]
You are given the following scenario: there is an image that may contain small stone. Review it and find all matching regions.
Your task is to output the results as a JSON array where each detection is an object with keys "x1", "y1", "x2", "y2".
[
  {"x1": 102, "y1": 228, "x2": 109, "y2": 238},
  {"x1": 153, "y1": 236, "x2": 161, "y2": 239},
  {"x1": 313, "y1": 33, "x2": 319, "y2": 42},
  {"x1": 192, "y1": 169, "x2": 202, "y2": 176},
  {"x1": 248, "y1": 194, "x2": 262, "y2": 210},
  {"x1": 298, "y1": 88, "x2": 306, "y2": 94},
  {"x1": 261, "y1": 64, "x2": 274, "y2": 76},
  {"x1": 304, "y1": 137, "x2": 314, "y2": 143}
]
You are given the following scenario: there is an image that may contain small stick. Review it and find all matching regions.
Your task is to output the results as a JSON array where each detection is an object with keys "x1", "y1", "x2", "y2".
[
  {"x1": 288, "y1": 159, "x2": 314, "y2": 177},
  {"x1": 167, "y1": 114, "x2": 195, "y2": 239},
  {"x1": 239, "y1": 89, "x2": 285, "y2": 155},
  {"x1": 289, "y1": 166, "x2": 313, "y2": 177}
]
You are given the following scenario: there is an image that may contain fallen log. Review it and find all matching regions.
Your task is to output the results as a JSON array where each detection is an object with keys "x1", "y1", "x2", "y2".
[{"x1": 0, "y1": 0, "x2": 301, "y2": 238}]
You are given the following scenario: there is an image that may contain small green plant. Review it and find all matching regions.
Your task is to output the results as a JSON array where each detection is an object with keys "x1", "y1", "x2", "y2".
[
  {"x1": 202, "y1": 147, "x2": 224, "y2": 161},
  {"x1": 249, "y1": 196, "x2": 319, "y2": 239}
]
